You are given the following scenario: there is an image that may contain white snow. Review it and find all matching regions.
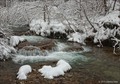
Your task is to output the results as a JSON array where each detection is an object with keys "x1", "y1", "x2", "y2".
[
  {"x1": 17, "y1": 65, "x2": 32, "y2": 80},
  {"x1": 90, "y1": 10, "x2": 120, "y2": 48},
  {"x1": 93, "y1": 27, "x2": 109, "y2": 43},
  {"x1": 56, "y1": 60, "x2": 72, "y2": 72},
  {"x1": 0, "y1": 40, "x2": 16, "y2": 60},
  {"x1": 38, "y1": 60, "x2": 71, "y2": 79},
  {"x1": 68, "y1": 32, "x2": 86, "y2": 45},
  {"x1": 10, "y1": 36, "x2": 25, "y2": 46},
  {"x1": 30, "y1": 19, "x2": 67, "y2": 36},
  {"x1": 97, "y1": 11, "x2": 120, "y2": 26}
]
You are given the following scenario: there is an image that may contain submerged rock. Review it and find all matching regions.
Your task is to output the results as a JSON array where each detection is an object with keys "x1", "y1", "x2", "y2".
[
  {"x1": 63, "y1": 42, "x2": 84, "y2": 52},
  {"x1": 16, "y1": 40, "x2": 31, "y2": 49},
  {"x1": 17, "y1": 39, "x2": 56, "y2": 56},
  {"x1": 32, "y1": 39, "x2": 56, "y2": 50},
  {"x1": 17, "y1": 39, "x2": 55, "y2": 50},
  {"x1": 63, "y1": 46, "x2": 84, "y2": 51}
]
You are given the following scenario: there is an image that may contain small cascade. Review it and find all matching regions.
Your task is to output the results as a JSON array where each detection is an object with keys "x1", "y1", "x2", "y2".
[
  {"x1": 13, "y1": 36, "x2": 90, "y2": 64},
  {"x1": 18, "y1": 46, "x2": 46, "y2": 56},
  {"x1": 55, "y1": 42, "x2": 69, "y2": 51}
]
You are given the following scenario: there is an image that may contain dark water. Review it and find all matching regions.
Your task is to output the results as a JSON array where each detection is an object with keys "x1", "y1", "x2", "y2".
[{"x1": 73, "y1": 46, "x2": 120, "y2": 82}]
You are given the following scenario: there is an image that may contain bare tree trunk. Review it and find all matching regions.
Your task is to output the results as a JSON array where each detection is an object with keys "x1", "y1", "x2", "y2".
[
  {"x1": 46, "y1": 5, "x2": 50, "y2": 25},
  {"x1": 6, "y1": 0, "x2": 10, "y2": 24},
  {"x1": 43, "y1": 0, "x2": 51, "y2": 24},
  {"x1": 43, "y1": 5, "x2": 47, "y2": 22},
  {"x1": 77, "y1": 0, "x2": 82, "y2": 19},
  {"x1": 112, "y1": 0, "x2": 117, "y2": 10},
  {"x1": 103, "y1": 0, "x2": 107, "y2": 15}
]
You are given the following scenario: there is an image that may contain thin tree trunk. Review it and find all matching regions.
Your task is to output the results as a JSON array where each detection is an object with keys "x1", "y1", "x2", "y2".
[
  {"x1": 6, "y1": 0, "x2": 10, "y2": 24},
  {"x1": 43, "y1": 5, "x2": 46, "y2": 22},
  {"x1": 112, "y1": 0, "x2": 117, "y2": 10},
  {"x1": 78, "y1": 0, "x2": 82, "y2": 19},
  {"x1": 103, "y1": 0, "x2": 107, "y2": 15}
]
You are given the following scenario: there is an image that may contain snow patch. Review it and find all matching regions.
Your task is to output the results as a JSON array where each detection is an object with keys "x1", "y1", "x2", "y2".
[
  {"x1": 56, "y1": 60, "x2": 72, "y2": 72},
  {"x1": 38, "y1": 60, "x2": 71, "y2": 79},
  {"x1": 17, "y1": 65, "x2": 32, "y2": 80},
  {"x1": 68, "y1": 32, "x2": 86, "y2": 45},
  {"x1": 10, "y1": 36, "x2": 25, "y2": 46}
]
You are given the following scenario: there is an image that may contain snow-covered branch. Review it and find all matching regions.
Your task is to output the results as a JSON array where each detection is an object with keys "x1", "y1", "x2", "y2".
[{"x1": 111, "y1": 37, "x2": 120, "y2": 54}]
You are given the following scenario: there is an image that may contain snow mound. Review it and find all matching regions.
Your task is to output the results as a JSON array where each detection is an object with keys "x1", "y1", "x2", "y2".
[
  {"x1": 17, "y1": 65, "x2": 32, "y2": 80},
  {"x1": 38, "y1": 60, "x2": 71, "y2": 79},
  {"x1": 68, "y1": 32, "x2": 86, "y2": 45},
  {"x1": 56, "y1": 60, "x2": 72, "y2": 72},
  {"x1": 0, "y1": 40, "x2": 16, "y2": 60},
  {"x1": 30, "y1": 19, "x2": 66, "y2": 36},
  {"x1": 10, "y1": 36, "x2": 25, "y2": 47}
]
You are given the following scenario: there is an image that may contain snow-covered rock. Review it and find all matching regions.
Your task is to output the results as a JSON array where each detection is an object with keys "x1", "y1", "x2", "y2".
[
  {"x1": 17, "y1": 65, "x2": 32, "y2": 80},
  {"x1": 10, "y1": 36, "x2": 25, "y2": 47},
  {"x1": 56, "y1": 60, "x2": 72, "y2": 72},
  {"x1": 38, "y1": 60, "x2": 71, "y2": 79},
  {"x1": 39, "y1": 65, "x2": 52, "y2": 74},
  {"x1": 68, "y1": 32, "x2": 86, "y2": 45},
  {"x1": 39, "y1": 65, "x2": 64, "y2": 79}
]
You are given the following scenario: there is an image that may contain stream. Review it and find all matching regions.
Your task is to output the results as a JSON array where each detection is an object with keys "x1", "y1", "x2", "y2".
[{"x1": 0, "y1": 35, "x2": 120, "y2": 84}]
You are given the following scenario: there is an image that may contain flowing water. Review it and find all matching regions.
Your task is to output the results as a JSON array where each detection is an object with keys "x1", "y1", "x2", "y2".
[
  {"x1": 14, "y1": 36, "x2": 120, "y2": 81},
  {"x1": 0, "y1": 36, "x2": 120, "y2": 84},
  {"x1": 13, "y1": 36, "x2": 89, "y2": 64}
]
